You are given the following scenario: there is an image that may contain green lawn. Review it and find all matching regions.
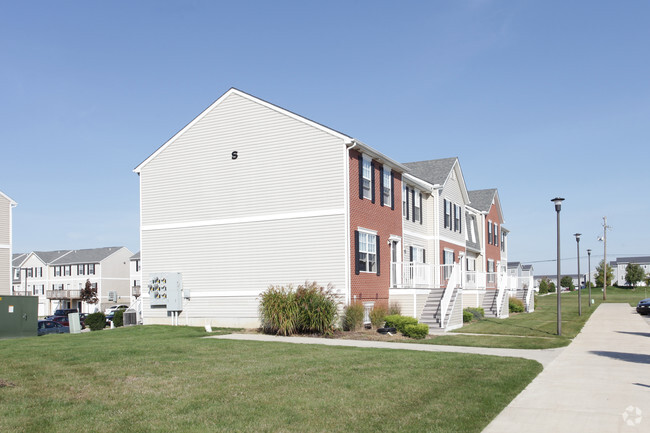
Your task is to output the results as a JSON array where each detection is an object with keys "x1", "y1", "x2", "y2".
[
  {"x1": 0, "y1": 326, "x2": 542, "y2": 433},
  {"x1": 455, "y1": 286, "x2": 644, "y2": 343}
]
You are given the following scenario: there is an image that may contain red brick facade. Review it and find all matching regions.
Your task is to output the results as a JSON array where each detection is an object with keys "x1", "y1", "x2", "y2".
[
  {"x1": 349, "y1": 149, "x2": 402, "y2": 306},
  {"x1": 439, "y1": 239, "x2": 465, "y2": 286},
  {"x1": 485, "y1": 201, "x2": 502, "y2": 271}
]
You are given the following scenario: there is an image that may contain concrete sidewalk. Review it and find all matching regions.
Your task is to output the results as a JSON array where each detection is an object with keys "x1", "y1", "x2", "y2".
[
  {"x1": 210, "y1": 331, "x2": 564, "y2": 367},
  {"x1": 483, "y1": 303, "x2": 650, "y2": 433}
]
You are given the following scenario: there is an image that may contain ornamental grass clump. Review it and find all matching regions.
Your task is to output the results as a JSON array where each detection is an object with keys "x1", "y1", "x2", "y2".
[
  {"x1": 343, "y1": 302, "x2": 365, "y2": 331},
  {"x1": 369, "y1": 304, "x2": 388, "y2": 329},
  {"x1": 259, "y1": 282, "x2": 338, "y2": 336},
  {"x1": 509, "y1": 297, "x2": 525, "y2": 313}
]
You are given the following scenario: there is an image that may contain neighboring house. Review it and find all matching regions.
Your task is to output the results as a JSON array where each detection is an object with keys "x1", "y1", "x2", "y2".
[
  {"x1": 610, "y1": 256, "x2": 650, "y2": 286},
  {"x1": 11, "y1": 247, "x2": 133, "y2": 315},
  {"x1": 0, "y1": 191, "x2": 17, "y2": 295},
  {"x1": 130, "y1": 251, "x2": 141, "y2": 298},
  {"x1": 135, "y1": 88, "x2": 514, "y2": 329},
  {"x1": 534, "y1": 274, "x2": 585, "y2": 289}
]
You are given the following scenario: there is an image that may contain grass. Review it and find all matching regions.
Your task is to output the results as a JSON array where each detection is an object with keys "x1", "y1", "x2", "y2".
[
  {"x1": 455, "y1": 286, "x2": 645, "y2": 343},
  {"x1": 0, "y1": 325, "x2": 542, "y2": 433}
]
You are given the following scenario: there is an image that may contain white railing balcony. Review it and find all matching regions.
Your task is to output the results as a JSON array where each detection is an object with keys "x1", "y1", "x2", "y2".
[
  {"x1": 391, "y1": 262, "x2": 431, "y2": 288},
  {"x1": 46, "y1": 289, "x2": 82, "y2": 300},
  {"x1": 486, "y1": 272, "x2": 497, "y2": 289}
]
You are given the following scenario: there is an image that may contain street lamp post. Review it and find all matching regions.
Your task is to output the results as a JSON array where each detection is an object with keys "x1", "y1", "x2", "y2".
[
  {"x1": 574, "y1": 233, "x2": 581, "y2": 316},
  {"x1": 552, "y1": 197, "x2": 565, "y2": 336},
  {"x1": 587, "y1": 249, "x2": 592, "y2": 307}
]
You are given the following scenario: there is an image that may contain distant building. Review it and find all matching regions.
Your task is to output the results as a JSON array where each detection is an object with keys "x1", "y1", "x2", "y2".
[
  {"x1": 0, "y1": 191, "x2": 17, "y2": 295},
  {"x1": 610, "y1": 256, "x2": 650, "y2": 286}
]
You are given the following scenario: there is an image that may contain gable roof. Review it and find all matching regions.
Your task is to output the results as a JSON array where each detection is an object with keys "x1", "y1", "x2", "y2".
[
  {"x1": 131, "y1": 251, "x2": 140, "y2": 261},
  {"x1": 522, "y1": 264, "x2": 534, "y2": 271},
  {"x1": 0, "y1": 190, "x2": 17, "y2": 206},
  {"x1": 33, "y1": 250, "x2": 72, "y2": 264},
  {"x1": 611, "y1": 256, "x2": 650, "y2": 265},
  {"x1": 403, "y1": 157, "x2": 470, "y2": 203},
  {"x1": 134, "y1": 88, "x2": 355, "y2": 173},
  {"x1": 12, "y1": 253, "x2": 28, "y2": 267},
  {"x1": 507, "y1": 261, "x2": 522, "y2": 269},
  {"x1": 50, "y1": 247, "x2": 128, "y2": 265},
  {"x1": 468, "y1": 188, "x2": 504, "y2": 223}
]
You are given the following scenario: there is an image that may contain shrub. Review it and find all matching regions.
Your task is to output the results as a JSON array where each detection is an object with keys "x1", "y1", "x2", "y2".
[
  {"x1": 113, "y1": 309, "x2": 125, "y2": 327},
  {"x1": 548, "y1": 282, "x2": 556, "y2": 293},
  {"x1": 384, "y1": 315, "x2": 418, "y2": 334},
  {"x1": 468, "y1": 307, "x2": 484, "y2": 320},
  {"x1": 402, "y1": 323, "x2": 429, "y2": 339},
  {"x1": 85, "y1": 312, "x2": 106, "y2": 331},
  {"x1": 509, "y1": 297, "x2": 525, "y2": 313},
  {"x1": 369, "y1": 304, "x2": 387, "y2": 329},
  {"x1": 259, "y1": 282, "x2": 338, "y2": 336},
  {"x1": 343, "y1": 302, "x2": 365, "y2": 331},
  {"x1": 539, "y1": 279, "x2": 549, "y2": 294},
  {"x1": 463, "y1": 309, "x2": 473, "y2": 323},
  {"x1": 388, "y1": 302, "x2": 402, "y2": 316}
]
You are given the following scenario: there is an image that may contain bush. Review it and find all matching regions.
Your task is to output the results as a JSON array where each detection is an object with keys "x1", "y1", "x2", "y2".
[
  {"x1": 402, "y1": 323, "x2": 429, "y2": 339},
  {"x1": 539, "y1": 279, "x2": 549, "y2": 294},
  {"x1": 259, "y1": 282, "x2": 339, "y2": 336},
  {"x1": 463, "y1": 310, "x2": 473, "y2": 323},
  {"x1": 509, "y1": 297, "x2": 525, "y2": 313},
  {"x1": 468, "y1": 307, "x2": 484, "y2": 320},
  {"x1": 85, "y1": 312, "x2": 106, "y2": 331},
  {"x1": 369, "y1": 304, "x2": 387, "y2": 329},
  {"x1": 343, "y1": 302, "x2": 365, "y2": 331},
  {"x1": 388, "y1": 302, "x2": 401, "y2": 316},
  {"x1": 384, "y1": 315, "x2": 418, "y2": 334},
  {"x1": 548, "y1": 282, "x2": 556, "y2": 293},
  {"x1": 113, "y1": 309, "x2": 125, "y2": 327}
]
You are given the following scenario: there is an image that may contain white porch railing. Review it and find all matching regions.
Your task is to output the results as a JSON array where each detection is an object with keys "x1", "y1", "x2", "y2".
[
  {"x1": 440, "y1": 263, "x2": 461, "y2": 325},
  {"x1": 486, "y1": 272, "x2": 497, "y2": 288},
  {"x1": 391, "y1": 262, "x2": 431, "y2": 288},
  {"x1": 463, "y1": 271, "x2": 486, "y2": 290}
]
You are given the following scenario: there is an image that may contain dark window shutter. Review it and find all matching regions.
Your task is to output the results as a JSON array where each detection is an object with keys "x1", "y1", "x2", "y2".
[
  {"x1": 376, "y1": 235, "x2": 380, "y2": 276},
  {"x1": 405, "y1": 187, "x2": 410, "y2": 220},
  {"x1": 379, "y1": 166, "x2": 384, "y2": 207},
  {"x1": 358, "y1": 155, "x2": 363, "y2": 200},
  {"x1": 390, "y1": 172, "x2": 395, "y2": 210},
  {"x1": 371, "y1": 162, "x2": 376, "y2": 203},
  {"x1": 419, "y1": 193, "x2": 423, "y2": 225},
  {"x1": 453, "y1": 204, "x2": 457, "y2": 231},
  {"x1": 443, "y1": 199, "x2": 448, "y2": 228},
  {"x1": 411, "y1": 189, "x2": 416, "y2": 222},
  {"x1": 354, "y1": 230, "x2": 360, "y2": 275},
  {"x1": 423, "y1": 249, "x2": 426, "y2": 263},
  {"x1": 409, "y1": 246, "x2": 413, "y2": 262},
  {"x1": 459, "y1": 208, "x2": 462, "y2": 234}
]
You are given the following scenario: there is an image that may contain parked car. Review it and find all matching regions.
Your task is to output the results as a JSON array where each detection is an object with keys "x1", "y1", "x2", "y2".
[
  {"x1": 636, "y1": 298, "x2": 650, "y2": 315},
  {"x1": 38, "y1": 320, "x2": 69, "y2": 336},
  {"x1": 45, "y1": 308, "x2": 78, "y2": 320},
  {"x1": 104, "y1": 305, "x2": 129, "y2": 315},
  {"x1": 105, "y1": 307, "x2": 128, "y2": 326},
  {"x1": 51, "y1": 316, "x2": 69, "y2": 327}
]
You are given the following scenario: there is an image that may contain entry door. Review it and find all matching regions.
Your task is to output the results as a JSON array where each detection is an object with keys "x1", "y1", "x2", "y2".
[{"x1": 390, "y1": 240, "x2": 401, "y2": 287}]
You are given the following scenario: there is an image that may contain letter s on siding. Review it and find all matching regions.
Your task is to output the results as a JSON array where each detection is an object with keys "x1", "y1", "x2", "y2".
[{"x1": 231, "y1": 151, "x2": 238, "y2": 160}]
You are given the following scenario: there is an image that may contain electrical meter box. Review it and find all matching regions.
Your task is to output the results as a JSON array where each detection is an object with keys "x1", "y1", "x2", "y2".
[{"x1": 148, "y1": 273, "x2": 183, "y2": 311}]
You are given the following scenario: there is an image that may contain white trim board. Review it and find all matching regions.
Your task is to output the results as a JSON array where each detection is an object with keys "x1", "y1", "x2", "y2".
[{"x1": 142, "y1": 208, "x2": 346, "y2": 232}]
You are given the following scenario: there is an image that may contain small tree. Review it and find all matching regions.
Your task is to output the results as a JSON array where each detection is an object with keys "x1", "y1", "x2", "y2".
[
  {"x1": 80, "y1": 279, "x2": 98, "y2": 304},
  {"x1": 548, "y1": 282, "x2": 556, "y2": 293},
  {"x1": 595, "y1": 260, "x2": 614, "y2": 288},
  {"x1": 560, "y1": 276, "x2": 575, "y2": 291},
  {"x1": 539, "y1": 278, "x2": 549, "y2": 294},
  {"x1": 625, "y1": 263, "x2": 645, "y2": 287}
]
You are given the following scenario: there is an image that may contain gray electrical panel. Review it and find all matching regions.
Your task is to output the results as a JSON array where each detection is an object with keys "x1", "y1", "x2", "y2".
[{"x1": 148, "y1": 273, "x2": 183, "y2": 311}]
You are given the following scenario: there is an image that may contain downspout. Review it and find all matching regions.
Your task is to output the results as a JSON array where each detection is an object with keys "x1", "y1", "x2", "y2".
[{"x1": 344, "y1": 140, "x2": 357, "y2": 306}]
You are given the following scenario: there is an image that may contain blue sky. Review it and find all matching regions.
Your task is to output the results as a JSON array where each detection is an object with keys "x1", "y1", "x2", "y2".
[{"x1": 2, "y1": 1, "x2": 649, "y2": 275}]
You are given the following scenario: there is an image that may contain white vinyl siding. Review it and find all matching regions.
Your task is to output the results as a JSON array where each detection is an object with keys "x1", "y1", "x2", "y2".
[
  {"x1": 0, "y1": 194, "x2": 11, "y2": 294},
  {"x1": 438, "y1": 165, "x2": 466, "y2": 245},
  {"x1": 140, "y1": 93, "x2": 346, "y2": 227}
]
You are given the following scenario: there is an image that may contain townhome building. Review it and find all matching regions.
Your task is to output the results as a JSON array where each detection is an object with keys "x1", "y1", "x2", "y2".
[
  {"x1": 610, "y1": 256, "x2": 650, "y2": 286},
  {"x1": 135, "y1": 88, "x2": 513, "y2": 329},
  {"x1": 11, "y1": 247, "x2": 133, "y2": 315},
  {"x1": 130, "y1": 251, "x2": 141, "y2": 298},
  {"x1": 0, "y1": 191, "x2": 17, "y2": 295}
]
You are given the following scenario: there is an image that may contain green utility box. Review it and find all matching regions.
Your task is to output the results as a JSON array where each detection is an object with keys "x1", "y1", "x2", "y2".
[{"x1": 0, "y1": 295, "x2": 38, "y2": 339}]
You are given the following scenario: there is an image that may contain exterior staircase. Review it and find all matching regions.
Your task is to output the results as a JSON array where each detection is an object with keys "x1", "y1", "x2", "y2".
[
  {"x1": 482, "y1": 289, "x2": 499, "y2": 317},
  {"x1": 516, "y1": 287, "x2": 532, "y2": 312},
  {"x1": 419, "y1": 287, "x2": 445, "y2": 329}
]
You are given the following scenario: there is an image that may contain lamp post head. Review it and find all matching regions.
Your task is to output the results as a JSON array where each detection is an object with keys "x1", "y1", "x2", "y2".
[
  {"x1": 587, "y1": 249, "x2": 591, "y2": 255},
  {"x1": 551, "y1": 197, "x2": 565, "y2": 212},
  {"x1": 574, "y1": 233, "x2": 581, "y2": 242}
]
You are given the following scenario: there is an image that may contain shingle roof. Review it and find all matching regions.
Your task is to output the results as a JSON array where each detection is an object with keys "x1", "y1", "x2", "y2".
[
  {"x1": 131, "y1": 251, "x2": 140, "y2": 260},
  {"x1": 507, "y1": 261, "x2": 522, "y2": 269},
  {"x1": 522, "y1": 264, "x2": 534, "y2": 271},
  {"x1": 611, "y1": 256, "x2": 650, "y2": 265},
  {"x1": 12, "y1": 253, "x2": 28, "y2": 267},
  {"x1": 468, "y1": 189, "x2": 497, "y2": 213},
  {"x1": 402, "y1": 157, "x2": 458, "y2": 187},
  {"x1": 33, "y1": 250, "x2": 71, "y2": 264},
  {"x1": 50, "y1": 247, "x2": 126, "y2": 265}
]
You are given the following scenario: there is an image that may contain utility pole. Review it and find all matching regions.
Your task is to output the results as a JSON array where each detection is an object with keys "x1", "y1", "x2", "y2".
[{"x1": 602, "y1": 216, "x2": 612, "y2": 300}]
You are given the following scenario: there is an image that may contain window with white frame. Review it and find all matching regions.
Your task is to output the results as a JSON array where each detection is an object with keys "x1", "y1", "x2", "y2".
[
  {"x1": 443, "y1": 249, "x2": 454, "y2": 280},
  {"x1": 382, "y1": 166, "x2": 391, "y2": 207},
  {"x1": 494, "y1": 224, "x2": 499, "y2": 247},
  {"x1": 88, "y1": 264, "x2": 95, "y2": 275},
  {"x1": 414, "y1": 191, "x2": 421, "y2": 223},
  {"x1": 487, "y1": 220, "x2": 493, "y2": 244},
  {"x1": 501, "y1": 231, "x2": 506, "y2": 251},
  {"x1": 362, "y1": 157, "x2": 372, "y2": 200},
  {"x1": 358, "y1": 231, "x2": 377, "y2": 273},
  {"x1": 444, "y1": 199, "x2": 451, "y2": 228},
  {"x1": 54, "y1": 266, "x2": 61, "y2": 277},
  {"x1": 487, "y1": 259, "x2": 495, "y2": 283},
  {"x1": 64, "y1": 266, "x2": 71, "y2": 276},
  {"x1": 410, "y1": 246, "x2": 425, "y2": 263},
  {"x1": 78, "y1": 264, "x2": 85, "y2": 275},
  {"x1": 454, "y1": 204, "x2": 461, "y2": 233}
]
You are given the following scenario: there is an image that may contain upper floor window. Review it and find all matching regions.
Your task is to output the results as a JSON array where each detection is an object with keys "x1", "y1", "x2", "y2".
[
  {"x1": 444, "y1": 199, "x2": 451, "y2": 228},
  {"x1": 414, "y1": 191, "x2": 421, "y2": 223},
  {"x1": 454, "y1": 204, "x2": 462, "y2": 233},
  {"x1": 27, "y1": 268, "x2": 33, "y2": 278},
  {"x1": 64, "y1": 266, "x2": 71, "y2": 276},
  {"x1": 410, "y1": 246, "x2": 426, "y2": 263},
  {"x1": 494, "y1": 224, "x2": 499, "y2": 247},
  {"x1": 88, "y1": 264, "x2": 96, "y2": 275},
  {"x1": 501, "y1": 231, "x2": 506, "y2": 252},
  {"x1": 488, "y1": 220, "x2": 493, "y2": 244},
  {"x1": 54, "y1": 266, "x2": 61, "y2": 277},
  {"x1": 362, "y1": 157, "x2": 372, "y2": 200},
  {"x1": 382, "y1": 166, "x2": 391, "y2": 207},
  {"x1": 135, "y1": 260, "x2": 140, "y2": 272},
  {"x1": 402, "y1": 183, "x2": 407, "y2": 218},
  {"x1": 78, "y1": 264, "x2": 85, "y2": 275}
]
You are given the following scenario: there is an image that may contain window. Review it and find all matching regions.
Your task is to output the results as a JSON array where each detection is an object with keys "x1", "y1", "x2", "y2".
[
  {"x1": 494, "y1": 224, "x2": 499, "y2": 247},
  {"x1": 443, "y1": 250, "x2": 455, "y2": 280},
  {"x1": 467, "y1": 257, "x2": 476, "y2": 272},
  {"x1": 27, "y1": 268, "x2": 33, "y2": 277},
  {"x1": 414, "y1": 191, "x2": 421, "y2": 223},
  {"x1": 402, "y1": 183, "x2": 407, "y2": 218},
  {"x1": 488, "y1": 220, "x2": 493, "y2": 244},
  {"x1": 358, "y1": 231, "x2": 377, "y2": 273},
  {"x1": 135, "y1": 260, "x2": 140, "y2": 272},
  {"x1": 501, "y1": 231, "x2": 506, "y2": 252},
  {"x1": 362, "y1": 157, "x2": 372, "y2": 200},
  {"x1": 410, "y1": 246, "x2": 425, "y2": 263},
  {"x1": 88, "y1": 264, "x2": 95, "y2": 275},
  {"x1": 454, "y1": 204, "x2": 462, "y2": 233},
  {"x1": 64, "y1": 266, "x2": 71, "y2": 276},
  {"x1": 13, "y1": 268, "x2": 20, "y2": 280},
  {"x1": 382, "y1": 166, "x2": 391, "y2": 207},
  {"x1": 78, "y1": 264, "x2": 85, "y2": 275},
  {"x1": 54, "y1": 266, "x2": 61, "y2": 277},
  {"x1": 487, "y1": 259, "x2": 495, "y2": 283},
  {"x1": 444, "y1": 199, "x2": 451, "y2": 228}
]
